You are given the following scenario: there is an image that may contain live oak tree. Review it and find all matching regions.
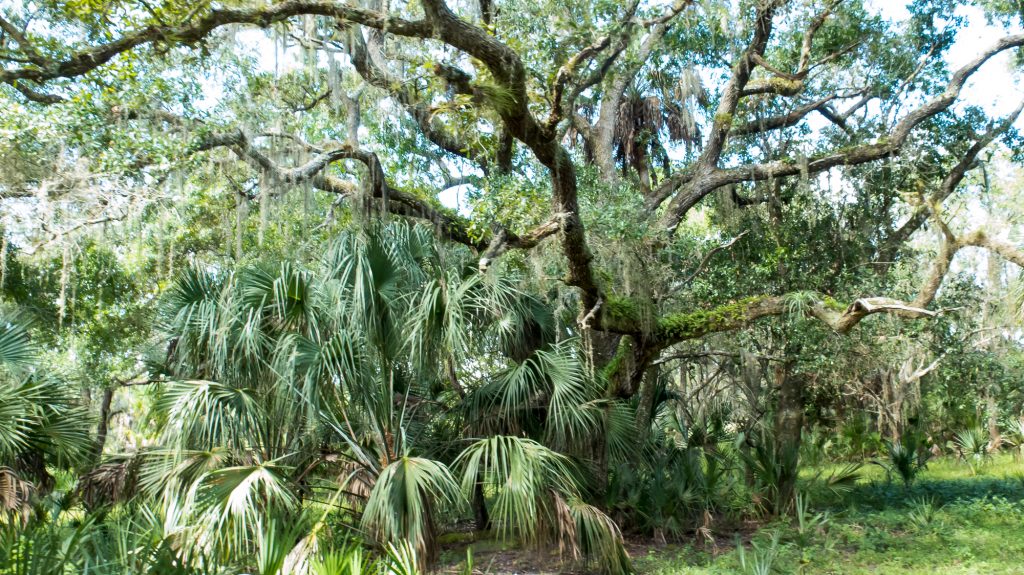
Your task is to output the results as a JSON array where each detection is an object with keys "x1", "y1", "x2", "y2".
[{"x1": 4, "y1": 0, "x2": 1024, "y2": 519}]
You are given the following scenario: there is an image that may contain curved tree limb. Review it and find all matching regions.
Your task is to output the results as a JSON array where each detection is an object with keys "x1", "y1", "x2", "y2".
[
  {"x1": 656, "y1": 32, "x2": 1024, "y2": 232},
  {"x1": 880, "y1": 97, "x2": 1024, "y2": 265},
  {"x1": 1, "y1": 1, "x2": 432, "y2": 101},
  {"x1": 339, "y1": 23, "x2": 493, "y2": 172}
]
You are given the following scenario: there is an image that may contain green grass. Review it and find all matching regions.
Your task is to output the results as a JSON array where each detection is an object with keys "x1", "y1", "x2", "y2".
[
  {"x1": 633, "y1": 454, "x2": 1024, "y2": 575},
  {"x1": 437, "y1": 456, "x2": 1024, "y2": 574}
]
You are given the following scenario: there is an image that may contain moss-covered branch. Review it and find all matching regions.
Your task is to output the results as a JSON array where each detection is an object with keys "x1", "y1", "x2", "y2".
[
  {"x1": 598, "y1": 292, "x2": 936, "y2": 349},
  {"x1": 596, "y1": 291, "x2": 938, "y2": 399},
  {"x1": 654, "y1": 296, "x2": 775, "y2": 341}
]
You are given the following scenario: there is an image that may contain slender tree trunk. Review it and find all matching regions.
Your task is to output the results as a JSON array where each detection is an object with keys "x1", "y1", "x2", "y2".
[
  {"x1": 592, "y1": 77, "x2": 627, "y2": 182},
  {"x1": 446, "y1": 356, "x2": 465, "y2": 398},
  {"x1": 636, "y1": 159, "x2": 652, "y2": 197},
  {"x1": 984, "y1": 250, "x2": 1002, "y2": 449},
  {"x1": 590, "y1": 332, "x2": 625, "y2": 500},
  {"x1": 772, "y1": 361, "x2": 803, "y2": 514},
  {"x1": 473, "y1": 480, "x2": 490, "y2": 532},
  {"x1": 495, "y1": 129, "x2": 513, "y2": 174},
  {"x1": 94, "y1": 387, "x2": 115, "y2": 458},
  {"x1": 986, "y1": 393, "x2": 1000, "y2": 450}
]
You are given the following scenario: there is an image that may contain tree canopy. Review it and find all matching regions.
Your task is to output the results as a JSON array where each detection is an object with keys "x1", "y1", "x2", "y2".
[{"x1": 3, "y1": 0, "x2": 1024, "y2": 573}]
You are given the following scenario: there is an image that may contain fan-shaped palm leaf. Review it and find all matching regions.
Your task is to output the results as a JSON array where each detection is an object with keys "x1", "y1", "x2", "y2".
[
  {"x1": 160, "y1": 380, "x2": 265, "y2": 452},
  {"x1": 184, "y1": 463, "x2": 299, "y2": 558},
  {"x1": 454, "y1": 435, "x2": 578, "y2": 542},
  {"x1": 0, "y1": 313, "x2": 34, "y2": 368},
  {"x1": 361, "y1": 456, "x2": 461, "y2": 563}
]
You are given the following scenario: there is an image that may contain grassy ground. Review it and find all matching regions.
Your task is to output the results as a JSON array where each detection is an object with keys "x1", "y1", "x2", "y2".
[
  {"x1": 633, "y1": 455, "x2": 1024, "y2": 574},
  {"x1": 440, "y1": 455, "x2": 1024, "y2": 574}
]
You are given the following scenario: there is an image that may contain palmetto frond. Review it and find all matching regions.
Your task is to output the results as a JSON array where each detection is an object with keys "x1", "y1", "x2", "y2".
[
  {"x1": 78, "y1": 456, "x2": 138, "y2": 510},
  {"x1": 160, "y1": 380, "x2": 265, "y2": 453},
  {"x1": 454, "y1": 435, "x2": 578, "y2": 542},
  {"x1": 0, "y1": 466, "x2": 34, "y2": 522},
  {"x1": 0, "y1": 312, "x2": 35, "y2": 369},
  {"x1": 538, "y1": 343, "x2": 601, "y2": 450},
  {"x1": 148, "y1": 223, "x2": 629, "y2": 569},
  {"x1": 0, "y1": 374, "x2": 92, "y2": 484},
  {"x1": 454, "y1": 436, "x2": 630, "y2": 573},
  {"x1": 160, "y1": 265, "x2": 225, "y2": 376},
  {"x1": 182, "y1": 463, "x2": 299, "y2": 559},
  {"x1": 361, "y1": 457, "x2": 461, "y2": 564},
  {"x1": 0, "y1": 315, "x2": 90, "y2": 515},
  {"x1": 614, "y1": 86, "x2": 702, "y2": 171},
  {"x1": 566, "y1": 497, "x2": 631, "y2": 575},
  {"x1": 465, "y1": 340, "x2": 600, "y2": 449}
]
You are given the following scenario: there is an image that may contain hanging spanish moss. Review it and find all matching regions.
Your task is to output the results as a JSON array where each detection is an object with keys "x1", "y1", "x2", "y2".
[
  {"x1": 58, "y1": 240, "x2": 70, "y2": 328},
  {"x1": 259, "y1": 172, "x2": 269, "y2": 247},
  {"x1": 235, "y1": 189, "x2": 247, "y2": 261},
  {"x1": 0, "y1": 233, "x2": 7, "y2": 291}
]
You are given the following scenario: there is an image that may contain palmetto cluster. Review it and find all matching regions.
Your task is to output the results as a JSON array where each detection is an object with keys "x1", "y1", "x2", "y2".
[
  {"x1": 0, "y1": 313, "x2": 92, "y2": 520},
  {"x1": 0, "y1": 223, "x2": 630, "y2": 573}
]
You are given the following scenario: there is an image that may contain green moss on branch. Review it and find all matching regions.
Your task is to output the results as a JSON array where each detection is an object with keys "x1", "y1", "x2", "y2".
[
  {"x1": 822, "y1": 295, "x2": 846, "y2": 312},
  {"x1": 603, "y1": 295, "x2": 643, "y2": 326},
  {"x1": 600, "y1": 335, "x2": 634, "y2": 384},
  {"x1": 655, "y1": 296, "x2": 769, "y2": 341}
]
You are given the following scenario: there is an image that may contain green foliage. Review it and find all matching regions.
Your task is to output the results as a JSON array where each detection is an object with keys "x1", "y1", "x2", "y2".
[
  {"x1": 906, "y1": 495, "x2": 943, "y2": 530},
  {"x1": 631, "y1": 456, "x2": 1024, "y2": 574},
  {"x1": 737, "y1": 529, "x2": 782, "y2": 575},
  {"x1": 604, "y1": 295, "x2": 646, "y2": 327},
  {"x1": 0, "y1": 313, "x2": 92, "y2": 517},
  {"x1": 1, "y1": 1, "x2": 1024, "y2": 574},
  {"x1": 605, "y1": 404, "x2": 743, "y2": 539},
  {"x1": 781, "y1": 291, "x2": 819, "y2": 320},
  {"x1": 792, "y1": 492, "x2": 830, "y2": 549},
  {"x1": 455, "y1": 435, "x2": 631, "y2": 574},
  {"x1": 740, "y1": 428, "x2": 801, "y2": 517},
  {"x1": 837, "y1": 416, "x2": 885, "y2": 460},
  {"x1": 953, "y1": 427, "x2": 991, "y2": 475},
  {"x1": 874, "y1": 434, "x2": 933, "y2": 488},
  {"x1": 362, "y1": 457, "x2": 461, "y2": 561}
]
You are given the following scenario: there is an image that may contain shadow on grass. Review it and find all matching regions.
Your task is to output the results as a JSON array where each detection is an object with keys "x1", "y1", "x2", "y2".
[{"x1": 817, "y1": 475, "x2": 1024, "y2": 511}]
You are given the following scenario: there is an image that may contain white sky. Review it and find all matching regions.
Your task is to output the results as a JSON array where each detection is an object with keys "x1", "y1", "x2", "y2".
[{"x1": 870, "y1": 1, "x2": 1024, "y2": 117}]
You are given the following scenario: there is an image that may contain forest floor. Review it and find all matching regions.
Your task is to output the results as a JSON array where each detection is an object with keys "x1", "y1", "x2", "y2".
[{"x1": 437, "y1": 455, "x2": 1024, "y2": 574}]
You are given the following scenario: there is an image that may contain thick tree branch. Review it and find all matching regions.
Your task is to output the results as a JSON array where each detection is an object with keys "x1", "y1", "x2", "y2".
[
  {"x1": 194, "y1": 126, "x2": 487, "y2": 250},
  {"x1": 678, "y1": 230, "x2": 749, "y2": 286},
  {"x1": 340, "y1": 24, "x2": 492, "y2": 171},
  {"x1": 588, "y1": 0, "x2": 691, "y2": 181},
  {"x1": 650, "y1": 0, "x2": 783, "y2": 226},
  {"x1": 731, "y1": 94, "x2": 839, "y2": 136},
  {"x1": 598, "y1": 291, "x2": 938, "y2": 398},
  {"x1": 961, "y1": 229, "x2": 1024, "y2": 268},
  {"x1": 548, "y1": 33, "x2": 616, "y2": 131},
  {"x1": 699, "y1": 1, "x2": 783, "y2": 169},
  {"x1": 411, "y1": 0, "x2": 603, "y2": 310},
  {"x1": 656, "y1": 33, "x2": 1024, "y2": 231},
  {"x1": 478, "y1": 214, "x2": 565, "y2": 271},
  {"x1": 600, "y1": 293, "x2": 936, "y2": 350},
  {"x1": 548, "y1": 0, "x2": 692, "y2": 133},
  {"x1": 880, "y1": 98, "x2": 1024, "y2": 264},
  {"x1": 1, "y1": 1, "x2": 431, "y2": 99}
]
